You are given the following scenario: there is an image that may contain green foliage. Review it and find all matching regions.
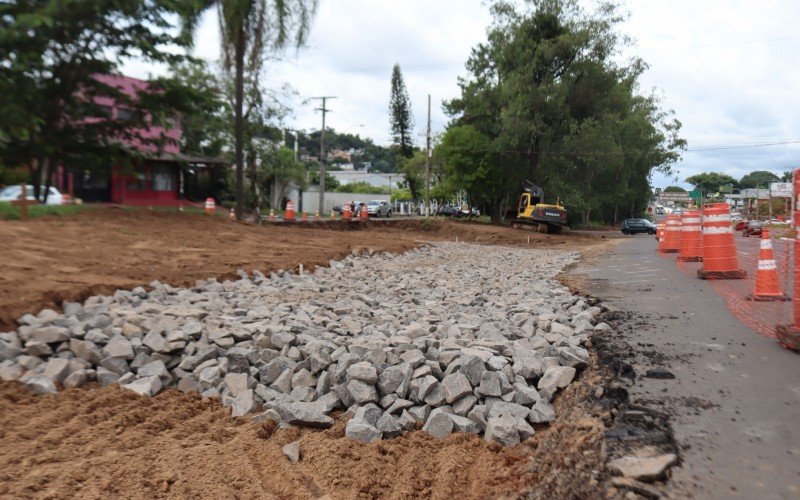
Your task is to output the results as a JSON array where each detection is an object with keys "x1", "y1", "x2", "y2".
[
  {"x1": 738, "y1": 170, "x2": 779, "y2": 189},
  {"x1": 309, "y1": 170, "x2": 339, "y2": 190},
  {"x1": 0, "y1": 0, "x2": 192, "y2": 203},
  {"x1": 389, "y1": 64, "x2": 414, "y2": 159},
  {"x1": 685, "y1": 172, "x2": 738, "y2": 193},
  {"x1": 391, "y1": 188, "x2": 413, "y2": 202},
  {"x1": 399, "y1": 151, "x2": 426, "y2": 199},
  {"x1": 781, "y1": 171, "x2": 793, "y2": 182},
  {"x1": 333, "y1": 181, "x2": 389, "y2": 194},
  {"x1": 0, "y1": 202, "x2": 91, "y2": 221},
  {"x1": 663, "y1": 185, "x2": 686, "y2": 192},
  {"x1": 440, "y1": 0, "x2": 685, "y2": 224}
]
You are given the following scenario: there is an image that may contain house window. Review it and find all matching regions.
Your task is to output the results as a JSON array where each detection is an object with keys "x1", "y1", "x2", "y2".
[
  {"x1": 151, "y1": 163, "x2": 174, "y2": 192},
  {"x1": 126, "y1": 168, "x2": 147, "y2": 191}
]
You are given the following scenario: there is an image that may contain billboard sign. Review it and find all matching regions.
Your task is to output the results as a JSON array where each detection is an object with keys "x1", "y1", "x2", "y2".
[{"x1": 770, "y1": 182, "x2": 793, "y2": 197}]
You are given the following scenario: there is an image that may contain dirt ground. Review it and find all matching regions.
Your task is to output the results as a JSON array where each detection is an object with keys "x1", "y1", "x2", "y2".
[
  {"x1": 0, "y1": 208, "x2": 619, "y2": 499},
  {"x1": 0, "y1": 208, "x2": 598, "y2": 331}
]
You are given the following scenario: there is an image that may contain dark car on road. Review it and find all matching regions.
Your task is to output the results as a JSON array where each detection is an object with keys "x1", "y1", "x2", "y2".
[
  {"x1": 742, "y1": 220, "x2": 763, "y2": 237},
  {"x1": 437, "y1": 205, "x2": 460, "y2": 216},
  {"x1": 621, "y1": 218, "x2": 657, "y2": 235}
]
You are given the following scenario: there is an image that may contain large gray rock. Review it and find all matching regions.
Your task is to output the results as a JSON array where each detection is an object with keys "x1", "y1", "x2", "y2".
[
  {"x1": 537, "y1": 366, "x2": 576, "y2": 397},
  {"x1": 345, "y1": 420, "x2": 381, "y2": 442},
  {"x1": 70, "y1": 338, "x2": 102, "y2": 364},
  {"x1": 123, "y1": 375, "x2": 163, "y2": 397},
  {"x1": 26, "y1": 375, "x2": 58, "y2": 395},
  {"x1": 347, "y1": 380, "x2": 378, "y2": 404},
  {"x1": 441, "y1": 372, "x2": 472, "y2": 404},
  {"x1": 485, "y1": 415, "x2": 520, "y2": 446},
  {"x1": 275, "y1": 401, "x2": 334, "y2": 428},
  {"x1": 346, "y1": 361, "x2": 378, "y2": 384},
  {"x1": 282, "y1": 441, "x2": 301, "y2": 462},
  {"x1": 422, "y1": 411, "x2": 453, "y2": 438},
  {"x1": 528, "y1": 401, "x2": 556, "y2": 424},
  {"x1": 477, "y1": 371, "x2": 502, "y2": 397},
  {"x1": 30, "y1": 326, "x2": 69, "y2": 344},
  {"x1": 42, "y1": 357, "x2": 71, "y2": 384}
]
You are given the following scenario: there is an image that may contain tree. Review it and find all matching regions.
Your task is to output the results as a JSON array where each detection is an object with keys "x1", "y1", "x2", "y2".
[
  {"x1": 685, "y1": 172, "x2": 738, "y2": 194},
  {"x1": 0, "y1": 0, "x2": 190, "y2": 202},
  {"x1": 781, "y1": 171, "x2": 793, "y2": 182},
  {"x1": 442, "y1": 0, "x2": 684, "y2": 224},
  {"x1": 182, "y1": 0, "x2": 317, "y2": 220},
  {"x1": 389, "y1": 63, "x2": 414, "y2": 159},
  {"x1": 663, "y1": 186, "x2": 686, "y2": 192},
  {"x1": 399, "y1": 151, "x2": 425, "y2": 199},
  {"x1": 739, "y1": 170, "x2": 779, "y2": 189},
  {"x1": 261, "y1": 147, "x2": 306, "y2": 210}
]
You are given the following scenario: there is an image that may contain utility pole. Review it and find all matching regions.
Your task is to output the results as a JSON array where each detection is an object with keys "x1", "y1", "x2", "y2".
[
  {"x1": 425, "y1": 93, "x2": 431, "y2": 217},
  {"x1": 311, "y1": 96, "x2": 336, "y2": 214}
]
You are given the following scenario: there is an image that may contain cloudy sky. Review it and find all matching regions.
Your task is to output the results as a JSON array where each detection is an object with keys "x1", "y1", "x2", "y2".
[{"x1": 123, "y1": 0, "x2": 800, "y2": 189}]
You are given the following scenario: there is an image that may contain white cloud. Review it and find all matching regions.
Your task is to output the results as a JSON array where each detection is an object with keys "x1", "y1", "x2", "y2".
[{"x1": 121, "y1": 0, "x2": 800, "y2": 187}]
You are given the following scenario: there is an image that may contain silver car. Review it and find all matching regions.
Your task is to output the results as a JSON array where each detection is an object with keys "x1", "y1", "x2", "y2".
[{"x1": 366, "y1": 200, "x2": 392, "y2": 217}]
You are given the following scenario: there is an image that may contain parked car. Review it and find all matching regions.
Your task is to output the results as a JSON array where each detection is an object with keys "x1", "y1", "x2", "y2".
[
  {"x1": 621, "y1": 218, "x2": 657, "y2": 235},
  {"x1": 731, "y1": 213, "x2": 743, "y2": 222},
  {"x1": 437, "y1": 205, "x2": 460, "y2": 216},
  {"x1": 0, "y1": 185, "x2": 63, "y2": 205},
  {"x1": 742, "y1": 220, "x2": 764, "y2": 237},
  {"x1": 454, "y1": 205, "x2": 480, "y2": 218},
  {"x1": 366, "y1": 200, "x2": 391, "y2": 217},
  {"x1": 734, "y1": 220, "x2": 748, "y2": 232},
  {"x1": 767, "y1": 218, "x2": 790, "y2": 226}
]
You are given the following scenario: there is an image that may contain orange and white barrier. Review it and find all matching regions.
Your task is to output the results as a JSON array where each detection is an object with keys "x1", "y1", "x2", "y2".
[
  {"x1": 204, "y1": 197, "x2": 215, "y2": 214},
  {"x1": 301, "y1": 211, "x2": 308, "y2": 222},
  {"x1": 360, "y1": 204, "x2": 368, "y2": 221},
  {"x1": 678, "y1": 210, "x2": 702, "y2": 262},
  {"x1": 661, "y1": 214, "x2": 681, "y2": 253},
  {"x1": 314, "y1": 210, "x2": 321, "y2": 221},
  {"x1": 343, "y1": 204, "x2": 352, "y2": 221},
  {"x1": 284, "y1": 200, "x2": 296, "y2": 221},
  {"x1": 697, "y1": 202, "x2": 745, "y2": 279}
]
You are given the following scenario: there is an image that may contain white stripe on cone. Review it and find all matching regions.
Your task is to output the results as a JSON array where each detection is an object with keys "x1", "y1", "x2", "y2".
[
  {"x1": 705, "y1": 214, "x2": 731, "y2": 222},
  {"x1": 760, "y1": 239, "x2": 773, "y2": 250},
  {"x1": 682, "y1": 225, "x2": 702, "y2": 231},
  {"x1": 683, "y1": 217, "x2": 701, "y2": 224},
  {"x1": 703, "y1": 226, "x2": 733, "y2": 234},
  {"x1": 758, "y1": 260, "x2": 777, "y2": 271}
]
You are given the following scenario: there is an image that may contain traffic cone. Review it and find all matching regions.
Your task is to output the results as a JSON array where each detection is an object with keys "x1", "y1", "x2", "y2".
[
  {"x1": 301, "y1": 211, "x2": 308, "y2": 222},
  {"x1": 655, "y1": 221, "x2": 664, "y2": 241},
  {"x1": 269, "y1": 209, "x2": 275, "y2": 222},
  {"x1": 661, "y1": 214, "x2": 681, "y2": 253},
  {"x1": 284, "y1": 200, "x2": 296, "y2": 221},
  {"x1": 678, "y1": 210, "x2": 702, "y2": 262},
  {"x1": 698, "y1": 202, "x2": 746, "y2": 279},
  {"x1": 229, "y1": 207, "x2": 235, "y2": 221},
  {"x1": 343, "y1": 204, "x2": 352, "y2": 221},
  {"x1": 360, "y1": 204, "x2": 369, "y2": 221},
  {"x1": 314, "y1": 210, "x2": 321, "y2": 221},
  {"x1": 204, "y1": 197, "x2": 215, "y2": 215},
  {"x1": 748, "y1": 228, "x2": 789, "y2": 301}
]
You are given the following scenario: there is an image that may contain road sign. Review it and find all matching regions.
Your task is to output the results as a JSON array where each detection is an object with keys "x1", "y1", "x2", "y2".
[
  {"x1": 689, "y1": 189, "x2": 701, "y2": 199},
  {"x1": 770, "y1": 182, "x2": 793, "y2": 197}
]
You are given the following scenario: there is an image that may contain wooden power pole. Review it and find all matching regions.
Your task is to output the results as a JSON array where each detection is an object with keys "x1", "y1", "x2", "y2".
[
  {"x1": 425, "y1": 94, "x2": 431, "y2": 217},
  {"x1": 311, "y1": 96, "x2": 336, "y2": 214}
]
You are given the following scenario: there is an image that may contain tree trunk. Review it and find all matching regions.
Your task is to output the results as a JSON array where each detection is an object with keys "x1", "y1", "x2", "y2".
[
  {"x1": 41, "y1": 157, "x2": 54, "y2": 204},
  {"x1": 583, "y1": 208, "x2": 590, "y2": 225},
  {"x1": 233, "y1": 28, "x2": 246, "y2": 220}
]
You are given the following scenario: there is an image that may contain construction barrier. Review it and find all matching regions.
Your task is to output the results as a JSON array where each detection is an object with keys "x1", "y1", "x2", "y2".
[
  {"x1": 204, "y1": 197, "x2": 215, "y2": 215},
  {"x1": 314, "y1": 210, "x2": 321, "y2": 221},
  {"x1": 677, "y1": 210, "x2": 702, "y2": 262},
  {"x1": 697, "y1": 203, "x2": 746, "y2": 279},
  {"x1": 284, "y1": 200, "x2": 296, "y2": 221},
  {"x1": 229, "y1": 208, "x2": 235, "y2": 221},
  {"x1": 748, "y1": 228, "x2": 789, "y2": 301},
  {"x1": 657, "y1": 222, "x2": 667, "y2": 252},
  {"x1": 661, "y1": 214, "x2": 681, "y2": 253}
]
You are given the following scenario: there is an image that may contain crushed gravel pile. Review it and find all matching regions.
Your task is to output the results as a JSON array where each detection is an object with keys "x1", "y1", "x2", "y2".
[{"x1": 0, "y1": 243, "x2": 609, "y2": 445}]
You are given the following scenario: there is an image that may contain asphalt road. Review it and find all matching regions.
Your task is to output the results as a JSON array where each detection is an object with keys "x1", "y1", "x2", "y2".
[{"x1": 573, "y1": 235, "x2": 800, "y2": 499}]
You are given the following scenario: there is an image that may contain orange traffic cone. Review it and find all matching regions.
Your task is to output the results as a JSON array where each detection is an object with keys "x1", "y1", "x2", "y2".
[
  {"x1": 301, "y1": 211, "x2": 308, "y2": 222},
  {"x1": 314, "y1": 210, "x2": 321, "y2": 221},
  {"x1": 655, "y1": 221, "x2": 664, "y2": 241},
  {"x1": 343, "y1": 204, "x2": 352, "y2": 221},
  {"x1": 698, "y1": 203, "x2": 746, "y2": 279},
  {"x1": 284, "y1": 200, "x2": 296, "y2": 221},
  {"x1": 360, "y1": 204, "x2": 368, "y2": 221},
  {"x1": 661, "y1": 214, "x2": 681, "y2": 253},
  {"x1": 678, "y1": 210, "x2": 702, "y2": 262},
  {"x1": 269, "y1": 209, "x2": 275, "y2": 222},
  {"x1": 748, "y1": 228, "x2": 790, "y2": 301},
  {"x1": 204, "y1": 197, "x2": 215, "y2": 214}
]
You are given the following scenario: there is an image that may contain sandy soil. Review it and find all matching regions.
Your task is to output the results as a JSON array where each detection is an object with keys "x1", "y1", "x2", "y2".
[
  {"x1": 0, "y1": 374, "x2": 607, "y2": 500},
  {"x1": 0, "y1": 209, "x2": 597, "y2": 331}
]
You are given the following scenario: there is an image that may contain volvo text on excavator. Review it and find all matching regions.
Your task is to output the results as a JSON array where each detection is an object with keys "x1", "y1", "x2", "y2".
[{"x1": 511, "y1": 180, "x2": 568, "y2": 234}]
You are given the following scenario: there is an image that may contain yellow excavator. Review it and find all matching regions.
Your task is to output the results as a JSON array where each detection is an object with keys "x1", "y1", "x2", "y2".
[{"x1": 510, "y1": 180, "x2": 568, "y2": 234}]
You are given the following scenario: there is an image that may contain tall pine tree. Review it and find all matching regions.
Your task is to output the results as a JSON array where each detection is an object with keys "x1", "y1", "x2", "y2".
[{"x1": 389, "y1": 64, "x2": 414, "y2": 159}]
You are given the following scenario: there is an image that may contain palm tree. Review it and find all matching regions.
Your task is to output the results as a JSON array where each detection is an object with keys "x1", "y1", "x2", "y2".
[{"x1": 181, "y1": 0, "x2": 317, "y2": 220}]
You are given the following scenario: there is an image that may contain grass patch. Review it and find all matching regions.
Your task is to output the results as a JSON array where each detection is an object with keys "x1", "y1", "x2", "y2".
[{"x1": 0, "y1": 202, "x2": 91, "y2": 221}]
